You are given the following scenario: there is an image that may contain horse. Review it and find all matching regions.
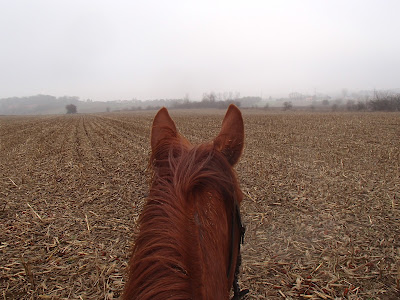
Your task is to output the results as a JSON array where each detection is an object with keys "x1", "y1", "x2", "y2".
[{"x1": 123, "y1": 104, "x2": 248, "y2": 300}]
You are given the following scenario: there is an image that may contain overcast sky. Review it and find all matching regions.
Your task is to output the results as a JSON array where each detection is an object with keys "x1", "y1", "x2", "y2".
[{"x1": 1, "y1": 0, "x2": 399, "y2": 101}]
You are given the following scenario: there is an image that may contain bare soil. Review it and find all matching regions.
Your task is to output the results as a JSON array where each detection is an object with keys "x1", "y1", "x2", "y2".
[{"x1": 1, "y1": 110, "x2": 399, "y2": 299}]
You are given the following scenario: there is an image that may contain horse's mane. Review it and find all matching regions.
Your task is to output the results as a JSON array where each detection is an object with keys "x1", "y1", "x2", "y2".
[{"x1": 124, "y1": 135, "x2": 242, "y2": 299}]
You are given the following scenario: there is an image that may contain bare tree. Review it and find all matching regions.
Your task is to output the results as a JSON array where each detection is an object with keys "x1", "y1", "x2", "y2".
[
  {"x1": 66, "y1": 104, "x2": 77, "y2": 114},
  {"x1": 202, "y1": 92, "x2": 216, "y2": 103},
  {"x1": 283, "y1": 101, "x2": 293, "y2": 111},
  {"x1": 369, "y1": 91, "x2": 400, "y2": 111}
]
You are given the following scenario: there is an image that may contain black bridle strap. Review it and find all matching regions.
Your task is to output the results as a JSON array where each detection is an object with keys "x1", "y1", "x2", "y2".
[
  {"x1": 232, "y1": 253, "x2": 249, "y2": 299},
  {"x1": 227, "y1": 197, "x2": 249, "y2": 299},
  {"x1": 226, "y1": 196, "x2": 243, "y2": 276}
]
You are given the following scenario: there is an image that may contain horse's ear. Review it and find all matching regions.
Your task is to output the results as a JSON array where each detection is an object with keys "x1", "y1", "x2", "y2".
[
  {"x1": 214, "y1": 104, "x2": 244, "y2": 165},
  {"x1": 151, "y1": 107, "x2": 178, "y2": 152}
]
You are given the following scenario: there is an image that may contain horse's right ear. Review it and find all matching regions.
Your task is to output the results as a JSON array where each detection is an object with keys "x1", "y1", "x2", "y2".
[
  {"x1": 151, "y1": 107, "x2": 178, "y2": 152},
  {"x1": 213, "y1": 104, "x2": 244, "y2": 165}
]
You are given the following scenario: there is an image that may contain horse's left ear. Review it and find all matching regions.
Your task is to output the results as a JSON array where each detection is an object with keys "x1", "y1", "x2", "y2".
[
  {"x1": 213, "y1": 104, "x2": 244, "y2": 165},
  {"x1": 151, "y1": 107, "x2": 178, "y2": 153}
]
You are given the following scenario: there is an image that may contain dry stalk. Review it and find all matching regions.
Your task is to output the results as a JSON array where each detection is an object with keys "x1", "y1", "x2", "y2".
[
  {"x1": 8, "y1": 178, "x2": 18, "y2": 188},
  {"x1": 27, "y1": 202, "x2": 42, "y2": 221},
  {"x1": 19, "y1": 256, "x2": 35, "y2": 288},
  {"x1": 85, "y1": 214, "x2": 91, "y2": 233}
]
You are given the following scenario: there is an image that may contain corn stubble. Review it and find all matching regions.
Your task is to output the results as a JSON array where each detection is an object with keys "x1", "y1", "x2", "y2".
[{"x1": 0, "y1": 110, "x2": 399, "y2": 299}]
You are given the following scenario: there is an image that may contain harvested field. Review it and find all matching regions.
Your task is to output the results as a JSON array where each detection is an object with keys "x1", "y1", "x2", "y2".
[{"x1": 1, "y1": 110, "x2": 399, "y2": 299}]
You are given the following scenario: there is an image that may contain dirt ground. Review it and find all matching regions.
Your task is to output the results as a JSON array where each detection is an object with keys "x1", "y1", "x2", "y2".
[{"x1": 1, "y1": 109, "x2": 399, "y2": 299}]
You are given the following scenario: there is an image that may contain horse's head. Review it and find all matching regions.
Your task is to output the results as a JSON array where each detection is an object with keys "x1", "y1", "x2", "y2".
[{"x1": 124, "y1": 105, "x2": 246, "y2": 300}]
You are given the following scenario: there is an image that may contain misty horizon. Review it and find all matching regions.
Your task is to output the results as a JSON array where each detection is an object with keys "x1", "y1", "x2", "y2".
[
  {"x1": 2, "y1": 86, "x2": 398, "y2": 103},
  {"x1": 1, "y1": 1, "x2": 399, "y2": 102}
]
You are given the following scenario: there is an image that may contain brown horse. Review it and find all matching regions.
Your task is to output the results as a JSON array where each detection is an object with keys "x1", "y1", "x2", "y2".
[{"x1": 123, "y1": 105, "x2": 247, "y2": 300}]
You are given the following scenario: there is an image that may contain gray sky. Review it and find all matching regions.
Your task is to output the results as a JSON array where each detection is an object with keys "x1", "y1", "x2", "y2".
[{"x1": 1, "y1": 0, "x2": 399, "y2": 101}]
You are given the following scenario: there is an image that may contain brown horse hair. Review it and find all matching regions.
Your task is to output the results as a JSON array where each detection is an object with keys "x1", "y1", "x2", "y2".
[{"x1": 123, "y1": 107, "x2": 244, "y2": 299}]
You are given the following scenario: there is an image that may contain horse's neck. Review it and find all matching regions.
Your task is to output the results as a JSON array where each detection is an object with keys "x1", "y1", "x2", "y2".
[
  {"x1": 125, "y1": 193, "x2": 231, "y2": 299},
  {"x1": 188, "y1": 193, "x2": 231, "y2": 298}
]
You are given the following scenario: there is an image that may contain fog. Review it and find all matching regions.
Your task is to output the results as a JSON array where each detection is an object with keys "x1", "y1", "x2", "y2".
[{"x1": 1, "y1": 0, "x2": 399, "y2": 101}]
